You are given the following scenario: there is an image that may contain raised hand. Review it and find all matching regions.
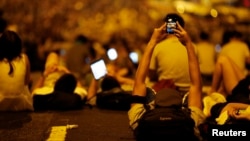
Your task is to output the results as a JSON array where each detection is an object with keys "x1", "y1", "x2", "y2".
[
  {"x1": 149, "y1": 23, "x2": 167, "y2": 44},
  {"x1": 173, "y1": 22, "x2": 192, "y2": 46}
]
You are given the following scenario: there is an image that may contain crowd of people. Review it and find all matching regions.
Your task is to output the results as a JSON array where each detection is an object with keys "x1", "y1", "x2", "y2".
[{"x1": 1, "y1": 10, "x2": 250, "y2": 140}]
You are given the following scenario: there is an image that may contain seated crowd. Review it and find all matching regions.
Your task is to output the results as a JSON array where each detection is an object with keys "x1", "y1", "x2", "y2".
[{"x1": 0, "y1": 12, "x2": 250, "y2": 141}]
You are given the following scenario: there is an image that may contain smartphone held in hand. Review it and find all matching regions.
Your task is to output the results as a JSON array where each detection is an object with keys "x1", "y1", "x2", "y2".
[
  {"x1": 90, "y1": 59, "x2": 107, "y2": 80},
  {"x1": 166, "y1": 18, "x2": 176, "y2": 34}
]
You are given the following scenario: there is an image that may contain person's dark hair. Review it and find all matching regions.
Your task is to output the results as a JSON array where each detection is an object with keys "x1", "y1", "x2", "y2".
[
  {"x1": 164, "y1": 13, "x2": 185, "y2": 27},
  {"x1": 222, "y1": 29, "x2": 242, "y2": 46},
  {"x1": 200, "y1": 31, "x2": 209, "y2": 40},
  {"x1": 54, "y1": 74, "x2": 77, "y2": 93},
  {"x1": 101, "y1": 75, "x2": 121, "y2": 91},
  {"x1": 0, "y1": 30, "x2": 22, "y2": 75},
  {"x1": 221, "y1": 30, "x2": 231, "y2": 46},
  {"x1": 75, "y1": 34, "x2": 89, "y2": 44},
  {"x1": 231, "y1": 30, "x2": 242, "y2": 38}
]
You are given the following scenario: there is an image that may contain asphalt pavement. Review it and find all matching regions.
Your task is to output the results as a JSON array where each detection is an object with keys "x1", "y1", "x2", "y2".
[{"x1": 0, "y1": 106, "x2": 135, "y2": 141}]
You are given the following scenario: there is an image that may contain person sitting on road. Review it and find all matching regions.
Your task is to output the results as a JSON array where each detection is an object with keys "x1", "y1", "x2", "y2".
[{"x1": 128, "y1": 22, "x2": 205, "y2": 140}]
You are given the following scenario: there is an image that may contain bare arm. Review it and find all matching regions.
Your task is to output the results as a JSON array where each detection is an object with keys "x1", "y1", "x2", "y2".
[
  {"x1": 222, "y1": 103, "x2": 250, "y2": 120},
  {"x1": 174, "y1": 22, "x2": 203, "y2": 110},
  {"x1": 31, "y1": 64, "x2": 57, "y2": 94},
  {"x1": 132, "y1": 23, "x2": 167, "y2": 100},
  {"x1": 31, "y1": 75, "x2": 46, "y2": 94},
  {"x1": 87, "y1": 78, "x2": 99, "y2": 101}
]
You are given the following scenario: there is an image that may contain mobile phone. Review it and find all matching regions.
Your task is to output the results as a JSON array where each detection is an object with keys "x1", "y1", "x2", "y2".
[
  {"x1": 90, "y1": 59, "x2": 107, "y2": 80},
  {"x1": 166, "y1": 18, "x2": 176, "y2": 34},
  {"x1": 107, "y1": 48, "x2": 118, "y2": 61},
  {"x1": 129, "y1": 51, "x2": 139, "y2": 64}
]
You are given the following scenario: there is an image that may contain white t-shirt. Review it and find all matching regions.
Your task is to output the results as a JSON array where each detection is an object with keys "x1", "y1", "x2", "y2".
[{"x1": 150, "y1": 37, "x2": 195, "y2": 87}]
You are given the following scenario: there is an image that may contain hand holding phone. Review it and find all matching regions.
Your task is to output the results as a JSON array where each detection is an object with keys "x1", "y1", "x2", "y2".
[{"x1": 166, "y1": 18, "x2": 176, "y2": 34}]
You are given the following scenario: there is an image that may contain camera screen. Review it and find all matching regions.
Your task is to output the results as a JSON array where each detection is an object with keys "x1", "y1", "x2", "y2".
[
  {"x1": 166, "y1": 18, "x2": 176, "y2": 34},
  {"x1": 90, "y1": 59, "x2": 107, "y2": 80}
]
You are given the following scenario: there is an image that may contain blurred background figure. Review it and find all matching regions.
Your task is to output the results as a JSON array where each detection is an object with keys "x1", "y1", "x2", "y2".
[
  {"x1": 24, "y1": 38, "x2": 48, "y2": 72},
  {"x1": 64, "y1": 34, "x2": 95, "y2": 87},
  {"x1": 196, "y1": 31, "x2": 217, "y2": 86},
  {"x1": 103, "y1": 34, "x2": 137, "y2": 79},
  {"x1": 219, "y1": 29, "x2": 250, "y2": 77}
]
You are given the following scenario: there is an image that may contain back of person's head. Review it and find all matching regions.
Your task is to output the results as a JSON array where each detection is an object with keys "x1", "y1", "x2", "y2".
[
  {"x1": 200, "y1": 31, "x2": 209, "y2": 40},
  {"x1": 0, "y1": 30, "x2": 22, "y2": 61},
  {"x1": 54, "y1": 74, "x2": 77, "y2": 93},
  {"x1": 0, "y1": 30, "x2": 22, "y2": 75},
  {"x1": 75, "y1": 34, "x2": 89, "y2": 44},
  {"x1": 230, "y1": 30, "x2": 242, "y2": 39},
  {"x1": 101, "y1": 75, "x2": 121, "y2": 91},
  {"x1": 221, "y1": 30, "x2": 231, "y2": 45},
  {"x1": 164, "y1": 13, "x2": 185, "y2": 27},
  {"x1": 222, "y1": 29, "x2": 242, "y2": 45}
]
